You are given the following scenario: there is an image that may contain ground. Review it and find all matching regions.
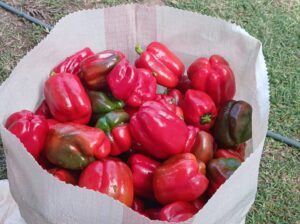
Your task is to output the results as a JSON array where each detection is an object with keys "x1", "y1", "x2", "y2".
[{"x1": 0, "y1": 0, "x2": 299, "y2": 223}]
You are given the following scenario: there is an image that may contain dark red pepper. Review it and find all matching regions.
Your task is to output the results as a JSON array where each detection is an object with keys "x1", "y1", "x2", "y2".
[
  {"x1": 44, "y1": 73, "x2": 92, "y2": 124},
  {"x1": 107, "y1": 59, "x2": 157, "y2": 107},
  {"x1": 5, "y1": 110, "x2": 48, "y2": 159},
  {"x1": 52, "y1": 47, "x2": 94, "y2": 75},
  {"x1": 181, "y1": 89, "x2": 217, "y2": 131},
  {"x1": 176, "y1": 75, "x2": 192, "y2": 94},
  {"x1": 127, "y1": 154, "x2": 160, "y2": 199},
  {"x1": 187, "y1": 55, "x2": 236, "y2": 107},
  {"x1": 79, "y1": 50, "x2": 124, "y2": 90},
  {"x1": 135, "y1": 42, "x2": 185, "y2": 88},
  {"x1": 154, "y1": 94, "x2": 184, "y2": 120},
  {"x1": 207, "y1": 158, "x2": 241, "y2": 196},
  {"x1": 191, "y1": 130, "x2": 214, "y2": 164}
]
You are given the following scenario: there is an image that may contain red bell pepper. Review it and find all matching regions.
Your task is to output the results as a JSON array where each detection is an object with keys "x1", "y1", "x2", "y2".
[
  {"x1": 44, "y1": 72, "x2": 92, "y2": 124},
  {"x1": 129, "y1": 101, "x2": 189, "y2": 159},
  {"x1": 127, "y1": 154, "x2": 160, "y2": 199},
  {"x1": 187, "y1": 55, "x2": 236, "y2": 107},
  {"x1": 184, "y1": 125, "x2": 199, "y2": 153},
  {"x1": 214, "y1": 143, "x2": 246, "y2": 162},
  {"x1": 191, "y1": 130, "x2": 214, "y2": 164},
  {"x1": 207, "y1": 158, "x2": 241, "y2": 196},
  {"x1": 159, "y1": 201, "x2": 198, "y2": 222},
  {"x1": 5, "y1": 110, "x2": 48, "y2": 159},
  {"x1": 181, "y1": 89, "x2": 217, "y2": 131},
  {"x1": 79, "y1": 50, "x2": 124, "y2": 90},
  {"x1": 78, "y1": 159, "x2": 134, "y2": 207},
  {"x1": 192, "y1": 196, "x2": 207, "y2": 211},
  {"x1": 46, "y1": 119, "x2": 59, "y2": 129},
  {"x1": 153, "y1": 153, "x2": 209, "y2": 204},
  {"x1": 44, "y1": 123, "x2": 110, "y2": 170},
  {"x1": 135, "y1": 42, "x2": 185, "y2": 88},
  {"x1": 167, "y1": 89, "x2": 183, "y2": 105},
  {"x1": 109, "y1": 124, "x2": 132, "y2": 156},
  {"x1": 107, "y1": 59, "x2": 157, "y2": 107},
  {"x1": 198, "y1": 161, "x2": 206, "y2": 176},
  {"x1": 154, "y1": 94, "x2": 183, "y2": 120},
  {"x1": 52, "y1": 47, "x2": 94, "y2": 75},
  {"x1": 131, "y1": 197, "x2": 145, "y2": 214},
  {"x1": 35, "y1": 100, "x2": 52, "y2": 118},
  {"x1": 48, "y1": 168, "x2": 77, "y2": 185}
]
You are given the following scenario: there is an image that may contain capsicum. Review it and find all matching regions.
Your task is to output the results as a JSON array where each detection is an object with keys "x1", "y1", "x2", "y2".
[
  {"x1": 51, "y1": 47, "x2": 94, "y2": 75},
  {"x1": 213, "y1": 100, "x2": 252, "y2": 148},
  {"x1": 154, "y1": 94, "x2": 183, "y2": 120},
  {"x1": 207, "y1": 158, "x2": 241, "y2": 196},
  {"x1": 5, "y1": 110, "x2": 48, "y2": 159},
  {"x1": 79, "y1": 50, "x2": 124, "y2": 90},
  {"x1": 95, "y1": 110, "x2": 129, "y2": 133},
  {"x1": 191, "y1": 130, "x2": 214, "y2": 164},
  {"x1": 214, "y1": 143, "x2": 246, "y2": 162},
  {"x1": 153, "y1": 153, "x2": 208, "y2": 204},
  {"x1": 181, "y1": 89, "x2": 217, "y2": 131},
  {"x1": 35, "y1": 100, "x2": 52, "y2": 118},
  {"x1": 132, "y1": 197, "x2": 145, "y2": 214},
  {"x1": 78, "y1": 159, "x2": 134, "y2": 207},
  {"x1": 127, "y1": 154, "x2": 160, "y2": 199},
  {"x1": 187, "y1": 55, "x2": 236, "y2": 107},
  {"x1": 108, "y1": 124, "x2": 132, "y2": 156},
  {"x1": 107, "y1": 59, "x2": 157, "y2": 107},
  {"x1": 129, "y1": 101, "x2": 189, "y2": 159},
  {"x1": 88, "y1": 91, "x2": 124, "y2": 114},
  {"x1": 159, "y1": 201, "x2": 198, "y2": 222},
  {"x1": 44, "y1": 72, "x2": 92, "y2": 124},
  {"x1": 44, "y1": 123, "x2": 110, "y2": 170},
  {"x1": 135, "y1": 42, "x2": 185, "y2": 88},
  {"x1": 48, "y1": 168, "x2": 77, "y2": 185}
]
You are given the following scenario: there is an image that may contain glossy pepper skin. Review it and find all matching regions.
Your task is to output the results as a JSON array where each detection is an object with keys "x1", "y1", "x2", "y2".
[
  {"x1": 132, "y1": 197, "x2": 145, "y2": 214},
  {"x1": 187, "y1": 55, "x2": 236, "y2": 107},
  {"x1": 48, "y1": 168, "x2": 77, "y2": 185},
  {"x1": 167, "y1": 89, "x2": 183, "y2": 105},
  {"x1": 213, "y1": 100, "x2": 252, "y2": 148},
  {"x1": 95, "y1": 110, "x2": 129, "y2": 133},
  {"x1": 154, "y1": 94, "x2": 184, "y2": 120},
  {"x1": 78, "y1": 159, "x2": 134, "y2": 207},
  {"x1": 88, "y1": 91, "x2": 124, "y2": 114},
  {"x1": 207, "y1": 158, "x2": 241, "y2": 196},
  {"x1": 159, "y1": 201, "x2": 198, "y2": 222},
  {"x1": 44, "y1": 123, "x2": 110, "y2": 170},
  {"x1": 184, "y1": 126, "x2": 199, "y2": 153},
  {"x1": 181, "y1": 89, "x2": 217, "y2": 131},
  {"x1": 109, "y1": 124, "x2": 132, "y2": 156},
  {"x1": 215, "y1": 143, "x2": 246, "y2": 162},
  {"x1": 107, "y1": 59, "x2": 157, "y2": 107},
  {"x1": 127, "y1": 154, "x2": 160, "y2": 199},
  {"x1": 5, "y1": 110, "x2": 48, "y2": 159},
  {"x1": 79, "y1": 50, "x2": 124, "y2": 90},
  {"x1": 52, "y1": 47, "x2": 94, "y2": 75},
  {"x1": 44, "y1": 72, "x2": 92, "y2": 124},
  {"x1": 130, "y1": 101, "x2": 189, "y2": 159},
  {"x1": 191, "y1": 130, "x2": 214, "y2": 164},
  {"x1": 135, "y1": 42, "x2": 185, "y2": 88},
  {"x1": 35, "y1": 100, "x2": 52, "y2": 118},
  {"x1": 153, "y1": 153, "x2": 209, "y2": 204}
]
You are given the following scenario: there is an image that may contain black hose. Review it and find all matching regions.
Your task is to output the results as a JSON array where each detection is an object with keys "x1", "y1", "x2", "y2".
[
  {"x1": 0, "y1": 1, "x2": 53, "y2": 30},
  {"x1": 1, "y1": 1, "x2": 300, "y2": 149},
  {"x1": 267, "y1": 131, "x2": 300, "y2": 149}
]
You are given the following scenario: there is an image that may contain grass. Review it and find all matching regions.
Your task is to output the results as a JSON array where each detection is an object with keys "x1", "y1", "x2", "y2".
[{"x1": 0, "y1": 0, "x2": 299, "y2": 223}]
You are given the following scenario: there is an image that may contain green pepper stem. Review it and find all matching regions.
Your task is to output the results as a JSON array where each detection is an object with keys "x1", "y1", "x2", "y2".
[
  {"x1": 135, "y1": 45, "x2": 144, "y2": 55},
  {"x1": 200, "y1": 114, "x2": 212, "y2": 124}
]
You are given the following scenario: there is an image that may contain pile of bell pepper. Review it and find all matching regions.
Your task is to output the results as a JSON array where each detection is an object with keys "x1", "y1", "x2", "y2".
[{"x1": 5, "y1": 42, "x2": 252, "y2": 222}]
